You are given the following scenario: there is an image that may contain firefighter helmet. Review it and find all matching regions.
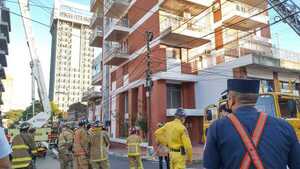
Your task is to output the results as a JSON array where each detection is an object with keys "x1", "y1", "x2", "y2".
[{"x1": 19, "y1": 122, "x2": 31, "y2": 130}]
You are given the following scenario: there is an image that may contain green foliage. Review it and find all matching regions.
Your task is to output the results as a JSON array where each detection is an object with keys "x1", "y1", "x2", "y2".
[
  {"x1": 3, "y1": 109, "x2": 24, "y2": 123},
  {"x1": 137, "y1": 118, "x2": 148, "y2": 133},
  {"x1": 22, "y1": 101, "x2": 43, "y2": 121}
]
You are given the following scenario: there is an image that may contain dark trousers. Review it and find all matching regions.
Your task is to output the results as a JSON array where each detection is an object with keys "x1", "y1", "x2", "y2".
[{"x1": 159, "y1": 155, "x2": 170, "y2": 169}]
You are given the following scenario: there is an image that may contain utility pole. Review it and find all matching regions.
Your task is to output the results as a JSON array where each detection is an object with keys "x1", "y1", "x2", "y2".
[{"x1": 145, "y1": 31, "x2": 153, "y2": 145}]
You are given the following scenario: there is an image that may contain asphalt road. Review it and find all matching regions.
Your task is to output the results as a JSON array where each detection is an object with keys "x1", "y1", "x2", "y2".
[{"x1": 36, "y1": 153, "x2": 203, "y2": 169}]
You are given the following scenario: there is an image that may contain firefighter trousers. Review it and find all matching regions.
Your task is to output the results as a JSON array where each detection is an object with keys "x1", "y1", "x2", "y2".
[
  {"x1": 74, "y1": 155, "x2": 89, "y2": 169},
  {"x1": 169, "y1": 151, "x2": 185, "y2": 169},
  {"x1": 128, "y1": 155, "x2": 144, "y2": 169},
  {"x1": 90, "y1": 160, "x2": 110, "y2": 169}
]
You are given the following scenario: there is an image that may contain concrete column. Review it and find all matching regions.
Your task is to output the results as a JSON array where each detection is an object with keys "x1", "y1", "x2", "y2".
[
  {"x1": 273, "y1": 72, "x2": 280, "y2": 92},
  {"x1": 128, "y1": 88, "x2": 138, "y2": 128},
  {"x1": 182, "y1": 82, "x2": 196, "y2": 109},
  {"x1": 233, "y1": 67, "x2": 247, "y2": 79},
  {"x1": 150, "y1": 80, "x2": 167, "y2": 145},
  {"x1": 116, "y1": 94, "x2": 125, "y2": 138},
  {"x1": 137, "y1": 86, "x2": 146, "y2": 118}
]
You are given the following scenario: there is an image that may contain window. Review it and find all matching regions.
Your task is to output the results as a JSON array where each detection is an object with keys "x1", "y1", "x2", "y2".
[
  {"x1": 256, "y1": 95, "x2": 276, "y2": 117},
  {"x1": 166, "y1": 47, "x2": 181, "y2": 60},
  {"x1": 167, "y1": 84, "x2": 182, "y2": 108}
]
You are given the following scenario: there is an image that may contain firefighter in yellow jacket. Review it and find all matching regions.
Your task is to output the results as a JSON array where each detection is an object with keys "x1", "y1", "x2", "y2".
[
  {"x1": 88, "y1": 121, "x2": 110, "y2": 169},
  {"x1": 58, "y1": 122, "x2": 74, "y2": 169},
  {"x1": 11, "y1": 122, "x2": 37, "y2": 169},
  {"x1": 127, "y1": 127, "x2": 144, "y2": 169},
  {"x1": 73, "y1": 120, "x2": 89, "y2": 169},
  {"x1": 154, "y1": 108, "x2": 193, "y2": 169}
]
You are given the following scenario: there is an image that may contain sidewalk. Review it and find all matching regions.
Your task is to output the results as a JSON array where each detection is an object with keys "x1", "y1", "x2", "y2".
[{"x1": 109, "y1": 139, "x2": 204, "y2": 163}]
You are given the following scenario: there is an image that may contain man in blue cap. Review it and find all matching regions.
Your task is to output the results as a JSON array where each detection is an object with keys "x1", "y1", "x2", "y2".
[{"x1": 203, "y1": 79, "x2": 300, "y2": 169}]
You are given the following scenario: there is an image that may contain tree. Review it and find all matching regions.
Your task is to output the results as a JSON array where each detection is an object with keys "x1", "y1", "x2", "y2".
[
  {"x1": 22, "y1": 101, "x2": 43, "y2": 121},
  {"x1": 3, "y1": 109, "x2": 24, "y2": 123},
  {"x1": 68, "y1": 102, "x2": 88, "y2": 120}
]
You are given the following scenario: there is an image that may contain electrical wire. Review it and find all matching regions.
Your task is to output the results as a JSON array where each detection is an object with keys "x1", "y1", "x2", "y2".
[
  {"x1": 98, "y1": 10, "x2": 300, "y2": 107},
  {"x1": 5, "y1": 0, "x2": 296, "y2": 109}
]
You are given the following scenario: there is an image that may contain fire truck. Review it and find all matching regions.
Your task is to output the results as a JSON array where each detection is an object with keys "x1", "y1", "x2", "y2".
[{"x1": 202, "y1": 82, "x2": 300, "y2": 142}]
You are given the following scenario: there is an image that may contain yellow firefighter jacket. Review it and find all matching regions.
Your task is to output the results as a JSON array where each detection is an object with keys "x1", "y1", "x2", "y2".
[
  {"x1": 126, "y1": 134, "x2": 142, "y2": 157},
  {"x1": 73, "y1": 127, "x2": 89, "y2": 156},
  {"x1": 11, "y1": 133, "x2": 37, "y2": 169},
  {"x1": 88, "y1": 128, "x2": 110, "y2": 162},
  {"x1": 154, "y1": 119, "x2": 193, "y2": 161}
]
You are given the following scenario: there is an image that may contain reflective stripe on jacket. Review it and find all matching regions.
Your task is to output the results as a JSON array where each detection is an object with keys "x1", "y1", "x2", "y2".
[
  {"x1": 127, "y1": 134, "x2": 142, "y2": 156},
  {"x1": 11, "y1": 134, "x2": 32, "y2": 169},
  {"x1": 89, "y1": 128, "x2": 110, "y2": 161}
]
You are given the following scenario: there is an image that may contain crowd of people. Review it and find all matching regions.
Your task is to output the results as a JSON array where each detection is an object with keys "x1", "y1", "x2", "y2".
[{"x1": 0, "y1": 79, "x2": 300, "y2": 169}]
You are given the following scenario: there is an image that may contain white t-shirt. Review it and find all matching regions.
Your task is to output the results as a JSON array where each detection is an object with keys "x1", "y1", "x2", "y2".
[{"x1": 0, "y1": 127, "x2": 12, "y2": 159}]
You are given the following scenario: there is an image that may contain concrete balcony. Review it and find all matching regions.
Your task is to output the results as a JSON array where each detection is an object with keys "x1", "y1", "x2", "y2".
[
  {"x1": 89, "y1": 27, "x2": 103, "y2": 47},
  {"x1": 0, "y1": 51, "x2": 7, "y2": 67},
  {"x1": 103, "y1": 42, "x2": 129, "y2": 65},
  {"x1": 90, "y1": 13, "x2": 103, "y2": 29},
  {"x1": 82, "y1": 86, "x2": 102, "y2": 102},
  {"x1": 104, "y1": 18, "x2": 130, "y2": 42},
  {"x1": 92, "y1": 71, "x2": 102, "y2": 85},
  {"x1": 166, "y1": 108, "x2": 203, "y2": 117},
  {"x1": 234, "y1": 0, "x2": 267, "y2": 9},
  {"x1": 92, "y1": 55, "x2": 103, "y2": 85},
  {"x1": 1, "y1": 7, "x2": 11, "y2": 31},
  {"x1": 222, "y1": 2, "x2": 268, "y2": 31},
  {"x1": 160, "y1": 0, "x2": 210, "y2": 16},
  {"x1": 90, "y1": 0, "x2": 103, "y2": 13},
  {"x1": 104, "y1": 0, "x2": 131, "y2": 19},
  {"x1": 0, "y1": 14, "x2": 10, "y2": 43},
  {"x1": 160, "y1": 16, "x2": 210, "y2": 49},
  {"x1": 223, "y1": 38, "x2": 273, "y2": 58},
  {"x1": 0, "y1": 35, "x2": 8, "y2": 55}
]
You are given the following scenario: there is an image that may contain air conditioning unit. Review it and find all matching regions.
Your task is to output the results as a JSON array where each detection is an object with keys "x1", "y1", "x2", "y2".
[{"x1": 204, "y1": 50, "x2": 211, "y2": 55}]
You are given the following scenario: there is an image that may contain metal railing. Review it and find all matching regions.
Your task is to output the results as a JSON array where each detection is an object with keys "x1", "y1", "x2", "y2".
[
  {"x1": 90, "y1": 13, "x2": 103, "y2": 27},
  {"x1": 222, "y1": 1, "x2": 268, "y2": 21},
  {"x1": 104, "y1": 0, "x2": 132, "y2": 13},
  {"x1": 89, "y1": 27, "x2": 103, "y2": 43},
  {"x1": 160, "y1": 15, "x2": 210, "y2": 35},
  {"x1": 105, "y1": 17, "x2": 129, "y2": 32},
  {"x1": 104, "y1": 42, "x2": 128, "y2": 60},
  {"x1": 224, "y1": 41, "x2": 300, "y2": 63}
]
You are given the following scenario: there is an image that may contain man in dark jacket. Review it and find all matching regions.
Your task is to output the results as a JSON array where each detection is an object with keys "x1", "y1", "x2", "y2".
[{"x1": 203, "y1": 79, "x2": 300, "y2": 169}]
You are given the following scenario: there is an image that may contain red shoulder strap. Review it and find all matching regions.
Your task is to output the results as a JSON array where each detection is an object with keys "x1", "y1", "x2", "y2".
[
  {"x1": 227, "y1": 113, "x2": 267, "y2": 169},
  {"x1": 240, "y1": 112, "x2": 268, "y2": 169}
]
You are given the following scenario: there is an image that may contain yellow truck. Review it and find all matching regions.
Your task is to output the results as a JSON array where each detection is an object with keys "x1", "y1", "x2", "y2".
[
  {"x1": 203, "y1": 92, "x2": 300, "y2": 142},
  {"x1": 7, "y1": 127, "x2": 51, "y2": 143}
]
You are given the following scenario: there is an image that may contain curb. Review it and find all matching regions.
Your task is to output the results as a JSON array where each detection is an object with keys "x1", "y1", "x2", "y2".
[{"x1": 109, "y1": 151, "x2": 203, "y2": 164}]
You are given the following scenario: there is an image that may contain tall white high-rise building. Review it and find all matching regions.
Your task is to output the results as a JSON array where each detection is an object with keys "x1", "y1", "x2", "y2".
[{"x1": 49, "y1": 0, "x2": 93, "y2": 111}]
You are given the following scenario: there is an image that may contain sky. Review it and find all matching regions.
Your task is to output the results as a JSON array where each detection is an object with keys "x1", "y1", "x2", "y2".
[{"x1": 3, "y1": 0, "x2": 300, "y2": 111}]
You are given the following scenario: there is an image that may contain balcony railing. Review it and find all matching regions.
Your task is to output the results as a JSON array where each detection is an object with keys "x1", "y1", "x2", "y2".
[
  {"x1": 90, "y1": 13, "x2": 103, "y2": 29},
  {"x1": 104, "y1": 0, "x2": 132, "y2": 18},
  {"x1": 104, "y1": 42, "x2": 128, "y2": 58},
  {"x1": 222, "y1": 1, "x2": 268, "y2": 30},
  {"x1": 105, "y1": 17, "x2": 129, "y2": 32},
  {"x1": 82, "y1": 86, "x2": 102, "y2": 101},
  {"x1": 224, "y1": 40, "x2": 300, "y2": 63},
  {"x1": 160, "y1": 15, "x2": 209, "y2": 35},
  {"x1": 89, "y1": 27, "x2": 103, "y2": 47}
]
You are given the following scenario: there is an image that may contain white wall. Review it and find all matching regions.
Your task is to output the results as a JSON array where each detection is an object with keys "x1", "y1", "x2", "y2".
[{"x1": 196, "y1": 64, "x2": 234, "y2": 111}]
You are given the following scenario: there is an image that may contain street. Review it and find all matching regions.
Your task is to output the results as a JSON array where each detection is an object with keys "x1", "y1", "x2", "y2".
[{"x1": 36, "y1": 154, "x2": 203, "y2": 169}]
